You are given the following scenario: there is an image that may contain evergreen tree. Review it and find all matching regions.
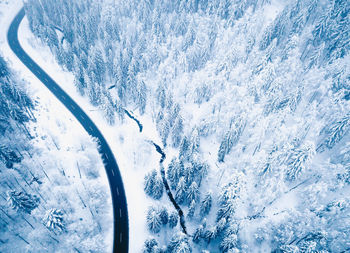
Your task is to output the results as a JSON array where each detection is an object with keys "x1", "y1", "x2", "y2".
[
  {"x1": 187, "y1": 200, "x2": 196, "y2": 219},
  {"x1": 144, "y1": 169, "x2": 164, "y2": 200},
  {"x1": 318, "y1": 114, "x2": 350, "y2": 152},
  {"x1": 143, "y1": 238, "x2": 161, "y2": 253},
  {"x1": 179, "y1": 136, "x2": 190, "y2": 161},
  {"x1": 0, "y1": 56, "x2": 9, "y2": 78},
  {"x1": 217, "y1": 182, "x2": 240, "y2": 221},
  {"x1": 216, "y1": 217, "x2": 227, "y2": 234},
  {"x1": 146, "y1": 206, "x2": 162, "y2": 234},
  {"x1": 7, "y1": 190, "x2": 39, "y2": 214},
  {"x1": 192, "y1": 224, "x2": 205, "y2": 244},
  {"x1": 218, "y1": 118, "x2": 245, "y2": 162},
  {"x1": 159, "y1": 207, "x2": 168, "y2": 225},
  {"x1": 171, "y1": 116, "x2": 184, "y2": 148},
  {"x1": 187, "y1": 181, "x2": 199, "y2": 204},
  {"x1": 191, "y1": 161, "x2": 208, "y2": 187},
  {"x1": 167, "y1": 158, "x2": 184, "y2": 190},
  {"x1": 43, "y1": 208, "x2": 65, "y2": 233},
  {"x1": 279, "y1": 245, "x2": 300, "y2": 253},
  {"x1": 168, "y1": 233, "x2": 192, "y2": 253},
  {"x1": 169, "y1": 211, "x2": 178, "y2": 228},
  {"x1": 203, "y1": 226, "x2": 217, "y2": 244},
  {"x1": 200, "y1": 192, "x2": 212, "y2": 217},
  {"x1": 286, "y1": 142, "x2": 315, "y2": 181},
  {"x1": 220, "y1": 233, "x2": 238, "y2": 253},
  {"x1": 175, "y1": 177, "x2": 187, "y2": 204}
]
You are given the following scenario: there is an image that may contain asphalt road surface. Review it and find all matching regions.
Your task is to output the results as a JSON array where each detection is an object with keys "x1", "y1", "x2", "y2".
[{"x1": 8, "y1": 8, "x2": 129, "y2": 253}]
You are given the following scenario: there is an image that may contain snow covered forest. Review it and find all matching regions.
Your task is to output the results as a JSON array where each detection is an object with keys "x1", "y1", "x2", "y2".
[
  {"x1": 22, "y1": 0, "x2": 350, "y2": 252},
  {"x1": 0, "y1": 52, "x2": 112, "y2": 252}
]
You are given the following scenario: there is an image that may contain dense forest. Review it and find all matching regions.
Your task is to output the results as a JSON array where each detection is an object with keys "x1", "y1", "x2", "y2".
[
  {"x1": 0, "y1": 54, "x2": 112, "y2": 252},
  {"x1": 24, "y1": 0, "x2": 350, "y2": 252}
]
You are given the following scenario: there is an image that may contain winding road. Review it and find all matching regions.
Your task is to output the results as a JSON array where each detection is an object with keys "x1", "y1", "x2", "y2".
[{"x1": 8, "y1": 8, "x2": 129, "y2": 253}]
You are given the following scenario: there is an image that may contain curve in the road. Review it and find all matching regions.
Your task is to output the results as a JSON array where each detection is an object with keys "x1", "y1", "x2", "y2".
[{"x1": 8, "y1": 8, "x2": 129, "y2": 253}]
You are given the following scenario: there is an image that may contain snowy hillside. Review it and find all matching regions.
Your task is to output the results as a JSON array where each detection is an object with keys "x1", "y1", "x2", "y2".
[{"x1": 13, "y1": 0, "x2": 350, "y2": 252}]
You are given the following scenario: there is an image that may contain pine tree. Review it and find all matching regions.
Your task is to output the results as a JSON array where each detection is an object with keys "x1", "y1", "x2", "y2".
[
  {"x1": 171, "y1": 116, "x2": 184, "y2": 148},
  {"x1": 286, "y1": 142, "x2": 315, "y2": 181},
  {"x1": 146, "y1": 206, "x2": 162, "y2": 233},
  {"x1": 200, "y1": 192, "x2": 212, "y2": 217},
  {"x1": 144, "y1": 170, "x2": 156, "y2": 196},
  {"x1": 216, "y1": 217, "x2": 227, "y2": 234},
  {"x1": 169, "y1": 211, "x2": 178, "y2": 229},
  {"x1": 43, "y1": 208, "x2": 65, "y2": 233},
  {"x1": 7, "y1": 190, "x2": 39, "y2": 214},
  {"x1": 160, "y1": 207, "x2": 168, "y2": 225},
  {"x1": 100, "y1": 91, "x2": 115, "y2": 125},
  {"x1": 167, "y1": 158, "x2": 184, "y2": 190},
  {"x1": 144, "y1": 170, "x2": 164, "y2": 200},
  {"x1": 168, "y1": 233, "x2": 192, "y2": 253},
  {"x1": 279, "y1": 245, "x2": 300, "y2": 253},
  {"x1": 143, "y1": 238, "x2": 161, "y2": 253},
  {"x1": 203, "y1": 226, "x2": 217, "y2": 244},
  {"x1": 192, "y1": 224, "x2": 205, "y2": 244},
  {"x1": 318, "y1": 114, "x2": 350, "y2": 152},
  {"x1": 220, "y1": 233, "x2": 238, "y2": 253},
  {"x1": 137, "y1": 80, "x2": 147, "y2": 115},
  {"x1": 217, "y1": 183, "x2": 240, "y2": 221},
  {"x1": 179, "y1": 137, "x2": 190, "y2": 161},
  {"x1": 191, "y1": 161, "x2": 208, "y2": 187},
  {"x1": 175, "y1": 177, "x2": 187, "y2": 204},
  {"x1": 218, "y1": 118, "x2": 245, "y2": 162},
  {"x1": 0, "y1": 55, "x2": 9, "y2": 78},
  {"x1": 187, "y1": 181, "x2": 199, "y2": 204},
  {"x1": 187, "y1": 200, "x2": 196, "y2": 219}
]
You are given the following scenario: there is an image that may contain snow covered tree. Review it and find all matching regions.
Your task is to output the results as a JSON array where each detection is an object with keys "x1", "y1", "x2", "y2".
[
  {"x1": 100, "y1": 91, "x2": 115, "y2": 125},
  {"x1": 286, "y1": 142, "x2": 315, "y2": 181},
  {"x1": 216, "y1": 217, "x2": 227, "y2": 234},
  {"x1": 190, "y1": 161, "x2": 208, "y2": 187},
  {"x1": 220, "y1": 233, "x2": 238, "y2": 253},
  {"x1": 279, "y1": 245, "x2": 300, "y2": 253},
  {"x1": 187, "y1": 181, "x2": 199, "y2": 204},
  {"x1": 43, "y1": 208, "x2": 65, "y2": 233},
  {"x1": 136, "y1": 80, "x2": 147, "y2": 115},
  {"x1": 144, "y1": 169, "x2": 164, "y2": 200},
  {"x1": 318, "y1": 114, "x2": 350, "y2": 152},
  {"x1": 187, "y1": 200, "x2": 196, "y2": 219},
  {"x1": 171, "y1": 116, "x2": 184, "y2": 148},
  {"x1": 203, "y1": 226, "x2": 218, "y2": 244},
  {"x1": 169, "y1": 211, "x2": 178, "y2": 229},
  {"x1": 7, "y1": 190, "x2": 39, "y2": 214},
  {"x1": 143, "y1": 238, "x2": 161, "y2": 253},
  {"x1": 179, "y1": 136, "x2": 189, "y2": 159},
  {"x1": 167, "y1": 233, "x2": 192, "y2": 253},
  {"x1": 217, "y1": 182, "x2": 240, "y2": 221},
  {"x1": 175, "y1": 177, "x2": 187, "y2": 204},
  {"x1": 88, "y1": 46, "x2": 106, "y2": 85},
  {"x1": 200, "y1": 192, "x2": 212, "y2": 217},
  {"x1": 218, "y1": 118, "x2": 245, "y2": 162},
  {"x1": 167, "y1": 158, "x2": 184, "y2": 190},
  {"x1": 192, "y1": 224, "x2": 205, "y2": 244},
  {"x1": 146, "y1": 206, "x2": 162, "y2": 234},
  {"x1": 160, "y1": 207, "x2": 168, "y2": 225},
  {"x1": 0, "y1": 56, "x2": 9, "y2": 78}
]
